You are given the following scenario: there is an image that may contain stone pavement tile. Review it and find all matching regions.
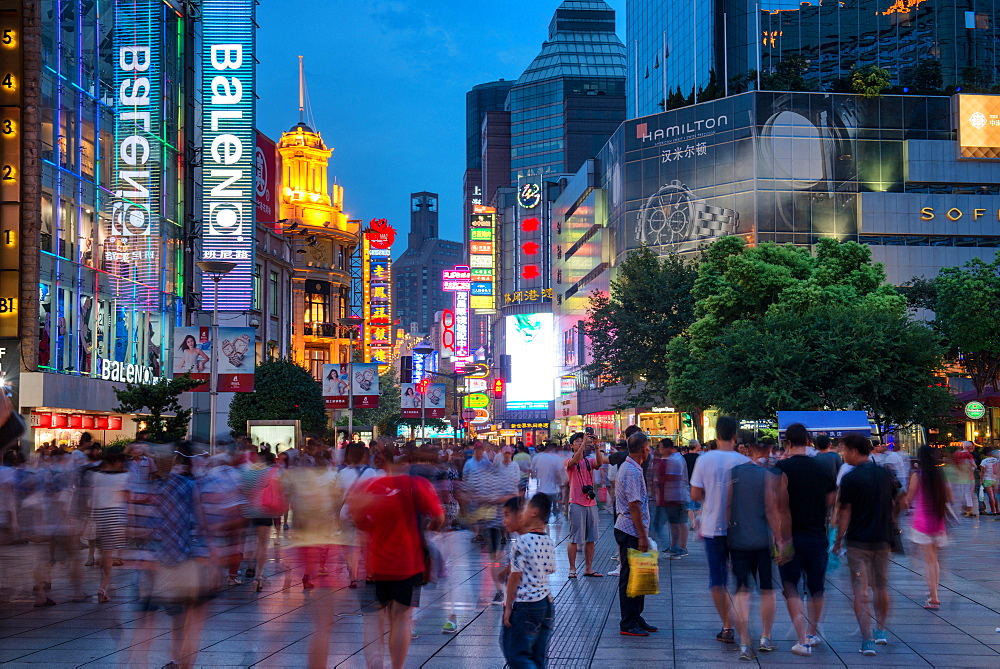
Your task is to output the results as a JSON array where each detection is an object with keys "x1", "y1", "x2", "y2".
[
  {"x1": 252, "y1": 653, "x2": 352, "y2": 668},
  {"x1": 908, "y1": 643, "x2": 1000, "y2": 656},
  {"x1": 910, "y1": 659, "x2": 1000, "y2": 669},
  {"x1": 188, "y1": 649, "x2": 272, "y2": 665},
  {"x1": 1, "y1": 662, "x2": 80, "y2": 668},
  {"x1": 3, "y1": 648, "x2": 110, "y2": 664},
  {"x1": 421, "y1": 659, "x2": 505, "y2": 669}
]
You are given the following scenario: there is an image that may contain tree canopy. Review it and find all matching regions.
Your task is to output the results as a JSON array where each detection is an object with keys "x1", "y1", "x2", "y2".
[
  {"x1": 113, "y1": 374, "x2": 205, "y2": 443},
  {"x1": 908, "y1": 253, "x2": 1000, "y2": 395},
  {"x1": 584, "y1": 246, "x2": 697, "y2": 407},
  {"x1": 227, "y1": 359, "x2": 327, "y2": 435},
  {"x1": 668, "y1": 237, "x2": 951, "y2": 432}
]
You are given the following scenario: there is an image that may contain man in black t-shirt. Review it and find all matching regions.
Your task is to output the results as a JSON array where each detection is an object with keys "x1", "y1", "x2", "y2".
[
  {"x1": 834, "y1": 434, "x2": 899, "y2": 656},
  {"x1": 774, "y1": 424, "x2": 836, "y2": 657}
]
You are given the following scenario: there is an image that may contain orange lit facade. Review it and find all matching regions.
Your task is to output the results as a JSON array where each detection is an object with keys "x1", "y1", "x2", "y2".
[{"x1": 276, "y1": 122, "x2": 361, "y2": 378}]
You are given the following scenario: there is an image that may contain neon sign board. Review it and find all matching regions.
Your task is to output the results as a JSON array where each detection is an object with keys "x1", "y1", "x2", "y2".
[
  {"x1": 109, "y1": 0, "x2": 161, "y2": 302},
  {"x1": 442, "y1": 266, "x2": 472, "y2": 292},
  {"x1": 469, "y1": 208, "x2": 496, "y2": 310},
  {"x1": 201, "y1": 0, "x2": 255, "y2": 310},
  {"x1": 363, "y1": 222, "x2": 394, "y2": 369}
]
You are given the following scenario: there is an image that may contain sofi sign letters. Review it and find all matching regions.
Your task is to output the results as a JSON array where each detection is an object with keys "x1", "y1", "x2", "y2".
[{"x1": 201, "y1": 0, "x2": 255, "y2": 310}]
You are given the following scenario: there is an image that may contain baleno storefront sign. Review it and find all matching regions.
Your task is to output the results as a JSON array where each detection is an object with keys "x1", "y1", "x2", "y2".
[{"x1": 95, "y1": 359, "x2": 158, "y2": 384}]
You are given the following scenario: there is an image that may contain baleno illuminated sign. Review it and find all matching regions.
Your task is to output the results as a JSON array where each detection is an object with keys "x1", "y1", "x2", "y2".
[{"x1": 201, "y1": 0, "x2": 255, "y2": 310}]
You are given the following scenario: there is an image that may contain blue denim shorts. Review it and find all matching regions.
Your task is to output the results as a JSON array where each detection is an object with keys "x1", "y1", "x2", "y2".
[{"x1": 703, "y1": 535, "x2": 730, "y2": 588}]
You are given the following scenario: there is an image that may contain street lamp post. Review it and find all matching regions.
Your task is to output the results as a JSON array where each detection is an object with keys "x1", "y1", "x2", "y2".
[{"x1": 196, "y1": 260, "x2": 236, "y2": 453}]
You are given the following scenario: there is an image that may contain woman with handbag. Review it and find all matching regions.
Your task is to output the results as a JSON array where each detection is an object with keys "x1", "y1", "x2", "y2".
[
  {"x1": 239, "y1": 450, "x2": 286, "y2": 591},
  {"x1": 905, "y1": 446, "x2": 953, "y2": 611}
]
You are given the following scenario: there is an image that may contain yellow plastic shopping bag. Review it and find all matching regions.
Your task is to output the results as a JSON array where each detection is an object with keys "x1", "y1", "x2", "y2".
[{"x1": 626, "y1": 548, "x2": 660, "y2": 597}]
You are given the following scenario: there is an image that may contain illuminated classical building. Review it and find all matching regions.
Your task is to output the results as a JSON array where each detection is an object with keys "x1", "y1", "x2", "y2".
[{"x1": 277, "y1": 122, "x2": 361, "y2": 378}]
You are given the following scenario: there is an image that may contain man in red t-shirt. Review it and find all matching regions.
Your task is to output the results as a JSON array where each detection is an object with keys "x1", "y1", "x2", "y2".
[
  {"x1": 351, "y1": 452, "x2": 445, "y2": 669},
  {"x1": 565, "y1": 431, "x2": 606, "y2": 578}
]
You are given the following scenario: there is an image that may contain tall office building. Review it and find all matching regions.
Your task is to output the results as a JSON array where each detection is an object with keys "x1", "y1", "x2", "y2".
[
  {"x1": 393, "y1": 193, "x2": 464, "y2": 335},
  {"x1": 463, "y1": 80, "x2": 516, "y2": 240},
  {"x1": 628, "y1": 1, "x2": 1000, "y2": 119},
  {"x1": 507, "y1": 0, "x2": 627, "y2": 183}
]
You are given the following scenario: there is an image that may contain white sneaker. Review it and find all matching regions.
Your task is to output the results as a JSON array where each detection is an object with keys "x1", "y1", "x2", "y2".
[
  {"x1": 806, "y1": 634, "x2": 822, "y2": 647},
  {"x1": 607, "y1": 567, "x2": 621, "y2": 576},
  {"x1": 791, "y1": 643, "x2": 811, "y2": 656}
]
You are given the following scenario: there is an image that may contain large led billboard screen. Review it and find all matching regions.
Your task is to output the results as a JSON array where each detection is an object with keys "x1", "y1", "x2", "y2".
[
  {"x1": 505, "y1": 313, "x2": 554, "y2": 411},
  {"x1": 957, "y1": 94, "x2": 1000, "y2": 159}
]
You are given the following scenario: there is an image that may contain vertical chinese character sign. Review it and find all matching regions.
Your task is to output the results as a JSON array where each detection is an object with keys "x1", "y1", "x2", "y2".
[{"x1": 363, "y1": 220, "x2": 395, "y2": 370}]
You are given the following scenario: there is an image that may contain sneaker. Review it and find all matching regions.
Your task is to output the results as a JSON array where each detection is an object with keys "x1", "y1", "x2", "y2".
[
  {"x1": 637, "y1": 620, "x2": 658, "y2": 633},
  {"x1": 758, "y1": 636, "x2": 777, "y2": 652},
  {"x1": 411, "y1": 630, "x2": 419, "y2": 640},
  {"x1": 491, "y1": 590, "x2": 504, "y2": 605},
  {"x1": 607, "y1": 567, "x2": 621, "y2": 576},
  {"x1": 675, "y1": 548, "x2": 688, "y2": 557},
  {"x1": 739, "y1": 645, "x2": 757, "y2": 661},
  {"x1": 806, "y1": 634, "x2": 822, "y2": 647},
  {"x1": 860, "y1": 639, "x2": 876, "y2": 656},
  {"x1": 441, "y1": 620, "x2": 458, "y2": 634},
  {"x1": 716, "y1": 628, "x2": 735, "y2": 643},
  {"x1": 620, "y1": 626, "x2": 650, "y2": 637},
  {"x1": 791, "y1": 643, "x2": 811, "y2": 657},
  {"x1": 873, "y1": 629, "x2": 887, "y2": 645}
]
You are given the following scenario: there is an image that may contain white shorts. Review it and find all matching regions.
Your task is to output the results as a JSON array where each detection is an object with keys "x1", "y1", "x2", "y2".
[{"x1": 909, "y1": 527, "x2": 948, "y2": 548}]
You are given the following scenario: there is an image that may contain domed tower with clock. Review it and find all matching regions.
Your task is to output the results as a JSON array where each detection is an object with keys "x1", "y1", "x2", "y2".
[{"x1": 276, "y1": 63, "x2": 362, "y2": 379}]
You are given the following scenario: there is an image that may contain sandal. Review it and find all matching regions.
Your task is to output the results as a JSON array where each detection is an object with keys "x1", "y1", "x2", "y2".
[
  {"x1": 568, "y1": 570, "x2": 578, "y2": 578},
  {"x1": 97, "y1": 590, "x2": 110, "y2": 604},
  {"x1": 583, "y1": 572, "x2": 604, "y2": 578},
  {"x1": 923, "y1": 598, "x2": 940, "y2": 610},
  {"x1": 33, "y1": 598, "x2": 57, "y2": 608},
  {"x1": 349, "y1": 579, "x2": 359, "y2": 590},
  {"x1": 112, "y1": 559, "x2": 124, "y2": 567}
]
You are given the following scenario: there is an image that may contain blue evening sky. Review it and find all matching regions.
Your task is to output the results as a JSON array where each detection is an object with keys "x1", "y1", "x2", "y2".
[{"x1": 256, "y1": 0, "x2": 626, "y2": 256}]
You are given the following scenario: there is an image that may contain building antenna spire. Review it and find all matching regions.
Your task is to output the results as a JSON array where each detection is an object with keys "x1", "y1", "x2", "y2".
[{"x1": 298, "y1": 55, "x2": 305, "y2": 123}]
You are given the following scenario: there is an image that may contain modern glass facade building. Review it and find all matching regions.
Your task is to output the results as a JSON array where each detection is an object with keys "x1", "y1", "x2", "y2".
[
  {"x1": 628, "y1": 1, "x2": 1000, "y2": 119},
  {"x1": 507, "y1": 0, "x2": 627, "y2": 183}
]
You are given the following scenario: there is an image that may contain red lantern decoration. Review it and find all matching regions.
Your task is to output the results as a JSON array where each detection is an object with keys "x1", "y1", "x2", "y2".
[
  {"x1": 108, "y1": 416, "x2": 123, "y2": 430},
  {"x1": 52, "y1": 413, "x2": 68, "y2": 428},
  {"x1": 95, "y1": 416, "x2": 109, "y2": 429},
  {"x1": 68, "y1": 415, "x2": 83, "y2": 428}
]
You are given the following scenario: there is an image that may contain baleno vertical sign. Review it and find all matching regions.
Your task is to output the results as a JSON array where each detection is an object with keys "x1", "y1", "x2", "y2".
[{"x1": 201, "y1": 0, "x2": 255, "y2": 310}]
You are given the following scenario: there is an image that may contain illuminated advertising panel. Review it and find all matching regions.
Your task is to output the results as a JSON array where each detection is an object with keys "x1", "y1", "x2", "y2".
[
  {"x1": 254, "y1": 130, "x2": 277, "y2": 223},
  {"x1": 109, "y1": 0, "x2": 161, "y2": 304},
  {"x1": 442, "y1": 266, "x2": 472, "y2": 292},
  {"x1": 363, "y1": 221, "x2": 394, "y2": 369},
  {"x1": 957, "y1": 94, "x2": 1000, "y2": 159},
  {"x1": 469, "y1": 207, "x2": 496, "y2": 311},
  {"x1": 201, "y1": 0, "x2": 255, "y2": 309},
  {"x1": 505, "y1": 313, "x2": 554, "y2": 411},
  {"x1": 454, "y1": 290, "x2": 470, "y2": 357},
  {"x1": 174, "y1": 327, "x2": 255, "y2": 392}
]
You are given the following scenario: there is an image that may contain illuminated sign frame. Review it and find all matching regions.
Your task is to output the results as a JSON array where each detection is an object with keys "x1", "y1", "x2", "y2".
[
  {"x1": 469, "y1": 207, "x2": 496, "y2": 310},
  {"x1": 363, "y1": 222, "x2": 394, "y2": 369},
  {"x1": 957, "y1": 94, "x2": 1000, "y2": 160},
  {"x1": 201, "y1": 0, "x2": 255, "y2": 309}
]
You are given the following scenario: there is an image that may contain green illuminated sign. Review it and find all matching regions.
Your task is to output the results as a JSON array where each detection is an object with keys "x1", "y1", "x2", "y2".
[
  {"x1": 464, "y1": 393, "x2": 490, "y2": 409},
  {"x1": 965, "y1": 401, "x2": 987, "y2": 420},
  {"x1": 470, "y1": 228, "x2": 493, "y2": 241}
]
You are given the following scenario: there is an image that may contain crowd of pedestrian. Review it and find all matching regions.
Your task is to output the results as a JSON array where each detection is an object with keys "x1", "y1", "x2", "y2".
[{"x1": 0, "y1": 418, "x2": 995, "y2": 668}]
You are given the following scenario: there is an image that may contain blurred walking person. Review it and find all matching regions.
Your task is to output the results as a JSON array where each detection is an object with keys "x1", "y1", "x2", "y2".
[
  {"x1": 906, "y1": 445, "x2": 952, "y2": 610},
  {"x1": 351, "y1": 451, "x2": 444, "y2": 669},
  {"x1": 337, "y1": 441, "x2": 379, "y2": 589},
  {"x1": 240, "y1": 450, "x2": 285, "y2": 591},
  {"x1": 952, "y1": 441, "x2": 977, "y2": 517},
  {"x1": 197, "y1": 452, "x2": 246, "y2": 586},
  {"x1": 833, "y1": 434, "x2": 900, "y2": 656},
  {"x1": 88, "y1": 445, "x2": 130, "y2": 603},
  {"x1": 651, "y1": 438, "x2": 689, "y2": 559}
]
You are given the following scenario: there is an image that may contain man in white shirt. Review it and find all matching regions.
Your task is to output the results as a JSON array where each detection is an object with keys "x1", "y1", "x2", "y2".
[
  {"x1": 871, "y1": 440, "x2": 909, "y2": 492},
  {"x1": 690, "y1": 416, "x2": 750, "y2": 645},
  {"x1": 530, "y1": 442, "x2": 566, "y2": 516}
]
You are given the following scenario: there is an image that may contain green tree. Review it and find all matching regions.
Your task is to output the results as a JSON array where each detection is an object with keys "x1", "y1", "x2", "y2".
[
  {"x1": 584, "y1": 247, "x2": 697, "y2": 407},
  {"x1": 851, "y1": 64, "x2": 891, "y2": 99},
  {"x1": 906, "y1": 58, "x2": 943, "y2": 95},
  {"x1": 916, "y1": 254, "x2": 1000, "y2": 395},
  {"x1": 227, "y1": 359, "x2": 327, "y2": 435},
  {"x1": 959, "y1": 65, "x2": 991, "y2": 92},
  {"x1": 668, "y1": 237, "x2": 948, "y2": 433},
  {"x1": 113, "y1": 374, "x2": 205, "y2": 443}
]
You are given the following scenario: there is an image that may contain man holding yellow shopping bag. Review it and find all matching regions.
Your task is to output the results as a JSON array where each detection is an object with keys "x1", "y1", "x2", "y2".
[{"x1": 615, "y1": 431, "x2": 657, "y2": 637}]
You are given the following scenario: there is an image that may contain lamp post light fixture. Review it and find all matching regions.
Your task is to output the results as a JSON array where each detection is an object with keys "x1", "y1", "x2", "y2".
[
  {"x1": 339, "y1": 315, "x2": 364, "y2": 443},
  {"x1": 196, "y1": 260, "x2": 237, "y2": 453}
]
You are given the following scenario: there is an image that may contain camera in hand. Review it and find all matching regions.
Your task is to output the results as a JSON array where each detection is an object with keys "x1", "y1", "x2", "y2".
[{"x1": 581, "y1": 484, "x2": 596, "y2": 500}]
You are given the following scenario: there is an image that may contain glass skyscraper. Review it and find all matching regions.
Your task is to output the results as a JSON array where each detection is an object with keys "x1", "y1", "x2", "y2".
[
  {"x1": 507, "y1": 0, "x2": 627, "y2": 182},
  {"x1": 628, "y1": 1, "x2": 1000, "y2": 119}
]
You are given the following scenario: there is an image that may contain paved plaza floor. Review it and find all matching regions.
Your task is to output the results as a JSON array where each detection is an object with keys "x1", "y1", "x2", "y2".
[{"x1": 1, "y1": 508, "x2": 999, "y2": 668}]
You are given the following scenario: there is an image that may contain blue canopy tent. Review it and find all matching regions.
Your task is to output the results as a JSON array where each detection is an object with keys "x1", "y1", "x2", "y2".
[{"x1": 776, "y1": 411, "x2": 872, "y2": 440}]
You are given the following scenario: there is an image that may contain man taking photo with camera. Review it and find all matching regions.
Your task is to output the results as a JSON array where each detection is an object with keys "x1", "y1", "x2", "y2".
[{"x1": 565, "y1": 430, "x2": 605, "y2": 578}]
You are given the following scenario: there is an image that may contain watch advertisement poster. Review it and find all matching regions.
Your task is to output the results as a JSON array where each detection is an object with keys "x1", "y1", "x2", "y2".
[
  {"x1": 323, "y1": 363, "x2": 380, "y2": 409},
  {"x1": 323, "y1": 363, "x2": 349, "y2": 409},
  {"x1": 174, "y1": 327, "x2": 255, "y2": 392},
  {"x1": 351, "y1": 362, "x2": 380, "y2": 409}
]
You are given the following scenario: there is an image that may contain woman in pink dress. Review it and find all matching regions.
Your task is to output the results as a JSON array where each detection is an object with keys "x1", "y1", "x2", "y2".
[{"x1": 905, "y1": 446, "x2": 953, "y2": 610}]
